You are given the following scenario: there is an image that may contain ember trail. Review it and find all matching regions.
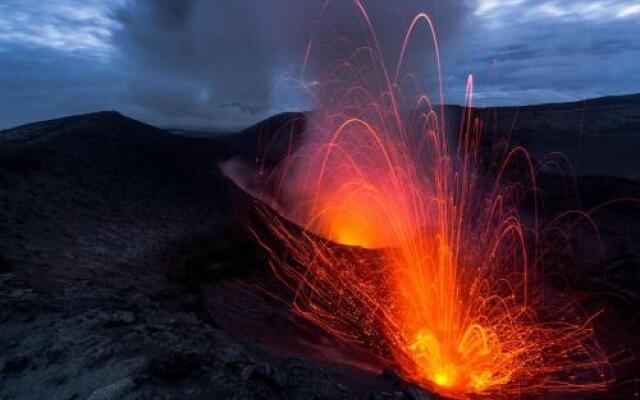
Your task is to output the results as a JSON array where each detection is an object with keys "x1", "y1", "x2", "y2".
[{"x1": 233, "y1": 2, "x2": 612, "y2": 398}]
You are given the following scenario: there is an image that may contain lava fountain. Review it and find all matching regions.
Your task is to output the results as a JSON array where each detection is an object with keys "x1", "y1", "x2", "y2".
[{"x1": 224, "y1": 2, "x2": 612, "y2": 398}]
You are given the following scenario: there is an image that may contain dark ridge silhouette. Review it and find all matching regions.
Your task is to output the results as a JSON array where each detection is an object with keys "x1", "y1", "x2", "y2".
[{"x1": 213, "y1": 93, "x2": 640, "y2": 180}]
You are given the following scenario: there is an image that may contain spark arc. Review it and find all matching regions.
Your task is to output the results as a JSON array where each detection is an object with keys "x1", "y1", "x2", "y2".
[{"x1": 229, "y1": 2, "x2": 612, "y2": 398}]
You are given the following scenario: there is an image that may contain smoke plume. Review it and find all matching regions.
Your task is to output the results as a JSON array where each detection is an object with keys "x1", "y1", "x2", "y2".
[{"x1": 112, "y1": 0, "x2": 471, "y2": 127}]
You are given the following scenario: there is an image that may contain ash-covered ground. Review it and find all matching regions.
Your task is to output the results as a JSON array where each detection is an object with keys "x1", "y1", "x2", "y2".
[{"x1": 1, "y1": 94, "x2": 639, "y2": 399}]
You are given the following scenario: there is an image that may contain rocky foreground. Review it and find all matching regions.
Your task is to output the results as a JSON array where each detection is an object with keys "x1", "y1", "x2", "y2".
[
  {"x1": 1, "y1": 97, "x2": 639, "y2": 399},
  {"x1": 0, "y1": 112, "x2": 424, "y2": 400}
]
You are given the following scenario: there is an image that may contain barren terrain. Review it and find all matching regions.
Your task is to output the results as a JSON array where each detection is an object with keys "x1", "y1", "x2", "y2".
[{"x1": 1, "y1": 95, "x2": 639, "y2": 399}]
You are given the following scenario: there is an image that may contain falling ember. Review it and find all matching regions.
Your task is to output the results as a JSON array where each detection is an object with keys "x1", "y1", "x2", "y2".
[{"x1": 224, "y1": 1, "x2": 613, "y2": 398}]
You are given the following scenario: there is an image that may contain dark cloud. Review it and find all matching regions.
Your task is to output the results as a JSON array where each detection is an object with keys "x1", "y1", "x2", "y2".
[
  {"x1": 444, "y1": 10, "x2": 640, "y2": 106},
  {"x1": 1, "y1": 0, "x2": 640, "y2": 129},
  {"x1": 0, "y1": 45, "x2": 124, "y2": 128},
  {"x1": 111, "y1": 0, "x2": 472, "y2": 126}
]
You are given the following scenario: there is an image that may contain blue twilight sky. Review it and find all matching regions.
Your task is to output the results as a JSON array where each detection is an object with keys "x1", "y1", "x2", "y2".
[{"x1": 0, "y1": 0, "x2": 639, "y2": 130}]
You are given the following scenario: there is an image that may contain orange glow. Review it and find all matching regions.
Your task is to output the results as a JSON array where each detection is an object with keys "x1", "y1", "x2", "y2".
[{"x1": 236, "y1": 1, "x2": 613, "y2": 398}]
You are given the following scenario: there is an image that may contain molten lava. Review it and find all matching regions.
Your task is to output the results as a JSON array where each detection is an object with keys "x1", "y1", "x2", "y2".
[{"x1": 231, "y1": 2, "x2": 613, "y2": 398}]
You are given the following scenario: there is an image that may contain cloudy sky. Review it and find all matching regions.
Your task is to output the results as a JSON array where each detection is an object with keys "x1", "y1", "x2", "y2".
[{"x1": 0, "y1": 0, "x2": 639, "y2": 129}]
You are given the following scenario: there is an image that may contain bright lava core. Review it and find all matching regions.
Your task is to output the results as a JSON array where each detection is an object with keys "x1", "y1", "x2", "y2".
[{"x1": 227, "y1": 1, "x2": 614, "y2": 398}]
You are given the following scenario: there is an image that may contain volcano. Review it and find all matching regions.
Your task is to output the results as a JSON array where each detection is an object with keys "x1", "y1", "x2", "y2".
[{"x1": 1, "y1": 94, "x2": 640, "y2": 399}]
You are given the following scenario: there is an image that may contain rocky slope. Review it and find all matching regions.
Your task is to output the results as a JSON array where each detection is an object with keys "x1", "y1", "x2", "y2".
[
  {"x1": 1, "y1": 96, "x2": 639, "y2": 399},
  {"x1": 0, "y1": 111, "x2": 425, "y2": 400}
]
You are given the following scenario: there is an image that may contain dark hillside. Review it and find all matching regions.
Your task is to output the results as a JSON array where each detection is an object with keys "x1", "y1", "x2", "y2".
[{"x1": 1, "y1": 95, "x2": 639, "y2": 399}]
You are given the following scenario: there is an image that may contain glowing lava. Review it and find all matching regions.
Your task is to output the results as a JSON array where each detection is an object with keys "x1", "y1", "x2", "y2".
[{"x1": 230, "y1": 1, "x2": 613, "y2": 398}]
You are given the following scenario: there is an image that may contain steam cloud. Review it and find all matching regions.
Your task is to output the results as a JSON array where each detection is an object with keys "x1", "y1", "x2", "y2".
[{"x1": 112, "y1": 0, "x2": 472, "y2": 127}]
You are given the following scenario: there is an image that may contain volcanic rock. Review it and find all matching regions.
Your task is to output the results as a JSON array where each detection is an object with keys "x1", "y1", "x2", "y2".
[
  {"x1": 0, "y1": 100, "x2": 639, "y2": 399},
  {"x1": 86, "y1": 377, "x2": 134, "y2": 400},
  {"x1": 149, "y1": 351, "x2": 201, "y2": 381},
  {"x1": 97, "y1": 310, "x2": 136, "y2": 327},
  {"x1": 2, "y1": 356, "x2": 29, "y2": 374}
]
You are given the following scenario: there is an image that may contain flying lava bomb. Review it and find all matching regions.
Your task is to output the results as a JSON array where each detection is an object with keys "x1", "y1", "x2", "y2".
[{"x1": 223, "y1": 1, "x2": 614, "y2": 398}]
